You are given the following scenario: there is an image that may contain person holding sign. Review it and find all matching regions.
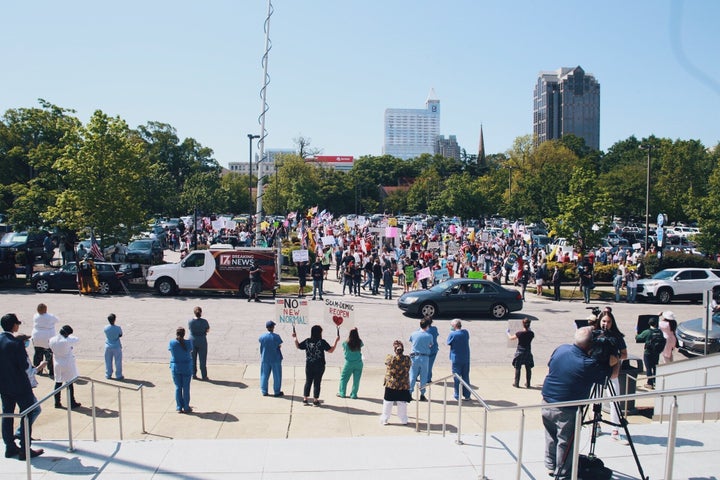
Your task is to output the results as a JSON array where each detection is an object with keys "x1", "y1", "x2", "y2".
[
  {"x1": 259, "y1": 320, "x2": 283, "y2": 397},
  {"x1": 293, "y1": 325, "x2": 339, "y2": 406},
  {"x1": 337, "y1": 328, "x2": 363, "y2": 399},
  {"x1": 506, "y1": 318, "x2": 534, "y2": 388}
]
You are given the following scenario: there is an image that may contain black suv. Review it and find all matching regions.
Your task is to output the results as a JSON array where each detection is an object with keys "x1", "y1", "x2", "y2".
[{"x1": 0, "y1": 231, "x2": 48, "y2": 262}]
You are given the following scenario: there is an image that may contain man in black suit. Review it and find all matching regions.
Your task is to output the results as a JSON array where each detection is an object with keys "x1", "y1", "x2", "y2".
[{"x1": 0, "y1": 313, "x2": 44, "y2": 460}]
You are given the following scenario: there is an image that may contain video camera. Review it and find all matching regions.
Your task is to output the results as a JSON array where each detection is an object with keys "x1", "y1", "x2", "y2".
[
  {"x1": 586, "y1": 306, "x2": 601, "y2": 318},
  {"x1": 589, "y1": 328, "x2": 620, "y2": 368}
]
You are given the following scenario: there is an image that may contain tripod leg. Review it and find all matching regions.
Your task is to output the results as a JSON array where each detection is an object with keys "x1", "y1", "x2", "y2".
[{"x1": 604, "y1": 378, "x2": 648, "y2": 480}]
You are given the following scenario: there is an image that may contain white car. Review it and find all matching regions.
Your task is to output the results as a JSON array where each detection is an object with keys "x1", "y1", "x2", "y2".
[{"x1": 636, "y1": 268, "x2": 720, "y2": 304}]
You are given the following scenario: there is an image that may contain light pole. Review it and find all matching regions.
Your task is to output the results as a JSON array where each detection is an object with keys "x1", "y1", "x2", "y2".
[
  {"x1": 247, "y1": 134, "x2": 260, "y2": 208},
  {"x1": 639, "y1": 144, "x2": 653, "y2": 253}
]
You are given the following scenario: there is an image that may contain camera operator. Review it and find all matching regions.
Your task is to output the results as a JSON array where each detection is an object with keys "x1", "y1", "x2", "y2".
[
  {"x1": 598, "y1": 311, "x2": 628, "y2": 442},
  {"x1": 542, "y1": 327, "x2": 617, "y2": 480}
]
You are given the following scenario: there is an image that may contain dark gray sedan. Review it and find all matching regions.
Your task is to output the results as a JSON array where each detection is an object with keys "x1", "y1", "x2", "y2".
[
  {"x1": 397, "y1": 278, "x2": 523, "y2": 319},
  {"x1": 676, "y1": 316, "x2": 720, "y2": 357}
]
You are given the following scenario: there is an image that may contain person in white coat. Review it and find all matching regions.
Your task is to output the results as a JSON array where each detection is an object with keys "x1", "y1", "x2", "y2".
[
  {"x1": 31, "y1": 303, "x2": 58, "y2": 377},
  {"x1": 49, "y1": 325, "x2": 81, "y2": 409}
]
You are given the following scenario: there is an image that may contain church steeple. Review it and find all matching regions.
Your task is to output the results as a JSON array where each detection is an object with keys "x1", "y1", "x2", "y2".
[{"x1": 477, "y1": 124, "x2": 486, "y2": 168}]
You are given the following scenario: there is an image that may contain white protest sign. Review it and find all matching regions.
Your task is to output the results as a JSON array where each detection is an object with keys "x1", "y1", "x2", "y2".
[
  {"x1": 321, "y1": 236, "x2": 336, "y2": 246},
  {"x1": 506, "y1": 319, "x2": 524, "y2": 348},
  {"x1": 275, "y1": 298, "x2": 310, "y2": 327},
  {"x1": 292, "y1": 249, "x2": 309, "y2": 262},
  {"x1": 323, "y1": 298, "x2": 355, "y2": 331}
]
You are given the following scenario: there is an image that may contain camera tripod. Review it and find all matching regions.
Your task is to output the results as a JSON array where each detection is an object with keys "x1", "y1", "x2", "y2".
[{"x1": 581, "y1": 378, "x2": 648, "y2": 480}]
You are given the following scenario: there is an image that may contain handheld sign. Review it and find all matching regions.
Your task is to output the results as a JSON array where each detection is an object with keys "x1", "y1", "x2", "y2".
[
  {"x1": 275, "y1": 298, "x2": 310, "y2": 331},
  {"x1": 292, "y1": 249, "x2": 309, "y2": 263},
  {"x1": 323, "y1": 299, "x2": 355, "y2": 331}
]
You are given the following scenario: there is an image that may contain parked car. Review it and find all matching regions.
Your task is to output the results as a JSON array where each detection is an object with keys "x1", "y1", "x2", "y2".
[
  {"x1": 531, "y1": 235, "x2": 552, "y2": 250},
  {"x1": 676, "y1": 316, "x2": 720, "y2": 357},
  {"x1": 397, "y1": 278, "x2": 523, "y2": 319},
  {"x1": 125, "y1": 239, "x2": 164, "y2": 265},
  {"x1": 31, "y1": 261, "x2": 131, "y2": 294},
  {"x1": 636, "y1": 268, "x2": 720, "y2": 304}
]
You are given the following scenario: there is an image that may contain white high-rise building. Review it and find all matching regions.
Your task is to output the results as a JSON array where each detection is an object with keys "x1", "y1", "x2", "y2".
[{"x1": 383, "y1": 89, "x2": 440, "y2": 160}]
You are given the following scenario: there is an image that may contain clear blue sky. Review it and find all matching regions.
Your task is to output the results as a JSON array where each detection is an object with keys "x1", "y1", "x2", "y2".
[{"x1": 2, "y1": 0, "x2": 718, "y2": 168}]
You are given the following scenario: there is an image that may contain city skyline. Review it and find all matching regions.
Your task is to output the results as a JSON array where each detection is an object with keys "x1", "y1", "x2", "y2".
[{"x1": 1, "y1": 1, "x2": 718, "y2": 167}]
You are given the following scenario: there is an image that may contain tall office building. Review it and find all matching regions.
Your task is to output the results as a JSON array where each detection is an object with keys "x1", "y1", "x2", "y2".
[
  {"x1": 435, "y1": 135, "x2": 460, "y2": 161},
  {"x1": 383, "y1": 89, "x2": 440, "y2": 160},
  {"x1": 533, "y1": 66, "x2": 600, "y2": 150}
]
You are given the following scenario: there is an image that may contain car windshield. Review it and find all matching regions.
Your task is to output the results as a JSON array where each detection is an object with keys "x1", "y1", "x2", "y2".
[
  {"x1": 1, "y1": 233, "x2": 27, "y2": 244},
  {"x1": 651, "y1": 270, "x2": 677, "y2": 280},
  {"x1": 129, "y1": 240, "x2": 152, "y2": 249}
]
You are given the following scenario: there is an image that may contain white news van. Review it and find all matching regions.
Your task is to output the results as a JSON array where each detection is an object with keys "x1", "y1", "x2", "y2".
[{"x1": 146, "y1": 247, "x2": 279, "y2": 297}]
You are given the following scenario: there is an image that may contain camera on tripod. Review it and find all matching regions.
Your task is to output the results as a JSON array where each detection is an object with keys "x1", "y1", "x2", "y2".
[{"x1": 589, "y1": 328, "x2": 620, "y2": 369}]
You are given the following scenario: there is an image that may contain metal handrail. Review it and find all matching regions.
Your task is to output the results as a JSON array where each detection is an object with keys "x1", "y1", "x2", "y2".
[
  {"x1": 78, "y1": 376, "x2": 147, "y2": 441},
  {"x1": 420, "y1": 376, "x2": 720, "y2": 480},
  {"x1": 1, "y1": 376, "x2": 146, "y2": 480}
]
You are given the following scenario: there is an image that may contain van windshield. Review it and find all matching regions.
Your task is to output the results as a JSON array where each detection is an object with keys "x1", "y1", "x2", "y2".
[{"x1": 1, "y1": 232, "x2": 27, "y2": 245}]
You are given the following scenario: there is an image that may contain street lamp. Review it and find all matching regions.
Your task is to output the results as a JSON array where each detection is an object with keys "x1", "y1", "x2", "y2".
[
  {"x1": 639, "y1": 144, "x2": 653, "y2": 253},
  {"x1": 247, "y1": 134, "x2": 260, "y2": 206}
]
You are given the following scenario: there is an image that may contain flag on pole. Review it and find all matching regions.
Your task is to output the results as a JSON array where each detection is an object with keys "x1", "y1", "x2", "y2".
[{"x1": 90, "y1": 230, "x2": 104, "y2": 261}]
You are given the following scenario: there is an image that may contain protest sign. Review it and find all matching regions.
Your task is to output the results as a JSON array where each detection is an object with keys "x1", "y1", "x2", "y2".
[
  {"x1": 291, "y1": 249, "x2": 309, "y2": 263},
  {"x1": 275, "y1": 298, "x2": 310, "y2": 328},
  {"x1": 323, "y1": 298, "x2": 355, "y2": 331},
  {"x1": 416, "y1": 267, "x2": 432, "y2": 281}
]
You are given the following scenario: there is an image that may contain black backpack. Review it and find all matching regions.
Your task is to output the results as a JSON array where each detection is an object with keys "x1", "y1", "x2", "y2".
[
  {"x1": 578, "y1": 454, "x2": 613, "y2": 480},
  {"x1": 646, "y1": 329, "x2": 666, "y2": 355}
]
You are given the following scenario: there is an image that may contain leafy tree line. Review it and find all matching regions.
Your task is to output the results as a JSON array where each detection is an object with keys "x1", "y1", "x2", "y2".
[{"x1": 1, "y1": 100, "x2": 719, "y2": 253}]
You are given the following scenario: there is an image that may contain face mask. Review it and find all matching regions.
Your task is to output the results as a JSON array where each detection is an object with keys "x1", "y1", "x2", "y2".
[{"x1": 24, "y1": 340, "x2": 30, "y2": 348}]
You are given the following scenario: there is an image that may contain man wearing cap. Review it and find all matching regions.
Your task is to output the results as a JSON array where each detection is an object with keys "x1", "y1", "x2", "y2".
[
  {"x1": 0, "y1": 313, "x2": 44, "y2": 459},
  {"x1": 259, "y1": 320, "x2": 283, "y2": 397}
]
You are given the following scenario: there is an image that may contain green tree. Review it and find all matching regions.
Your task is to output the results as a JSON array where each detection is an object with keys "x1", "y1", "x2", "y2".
[
  {"x1": 49, "y1": 110, "x2": 153, "y2": 240},
  {"x1": 546, "y1": 166, "x2": 612, "y2": 252},
  {"x1": 689, "y1": 145, "x2": 720, "y2": 255},
  {"x1": 0, "y1": 100, "x2": 82, "y2": 227},
  {"x1": 219, "y1": 172, "x2": 253, "y2": 214}
]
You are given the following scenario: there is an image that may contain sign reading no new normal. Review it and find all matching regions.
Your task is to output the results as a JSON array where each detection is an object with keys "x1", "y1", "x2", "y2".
[{"x1": 274, "y1": 298, "x2": 356, "y2": 332}]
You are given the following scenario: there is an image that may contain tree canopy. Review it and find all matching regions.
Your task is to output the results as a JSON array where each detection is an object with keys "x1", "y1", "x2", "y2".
[{"x1": 2, "y1": 99, "x2": 719, "y2": 253}]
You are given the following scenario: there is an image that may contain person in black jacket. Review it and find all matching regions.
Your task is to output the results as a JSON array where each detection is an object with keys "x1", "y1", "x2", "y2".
[
  {"x1": 310, "y1": 258, "x2": 324, "y2": 301},
  {"x1": 0, "y1": 314, "x2": 44, "y2": 460}
]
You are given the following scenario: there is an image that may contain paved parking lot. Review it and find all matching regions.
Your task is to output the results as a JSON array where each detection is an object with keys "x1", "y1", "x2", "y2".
[{"x1": 1, "y1": 278, "x2": 707, "y2": 370}]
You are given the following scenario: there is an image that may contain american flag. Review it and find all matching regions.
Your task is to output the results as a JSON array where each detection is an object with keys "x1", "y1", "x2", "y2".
[{"x1": 90, "y1": 230, "x2": 104, "y2": 261}]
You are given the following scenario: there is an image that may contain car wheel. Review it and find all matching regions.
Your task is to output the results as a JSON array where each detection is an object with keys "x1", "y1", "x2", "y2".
[
  {"x1": 156, "y1": 278, "x2": 176, "y2": 296},
  {"x1": 656, "y1": 288, "x2": 673, "y2": 304},
  {"x1": 491, "y1": 303, "x2": 509, "y2": 319},
  {"x1": 419, "y1": 302, "x2": 437, "y2": 318},
  {"x1": 35, "y1": 279, "x2": 50, "y2": 293},
  {"x1": 239, "y1": 280, "x2": 251, "y2": 298},
  {"x1": 98, "y1": 281, "x2": 111, "y2": 295}
]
